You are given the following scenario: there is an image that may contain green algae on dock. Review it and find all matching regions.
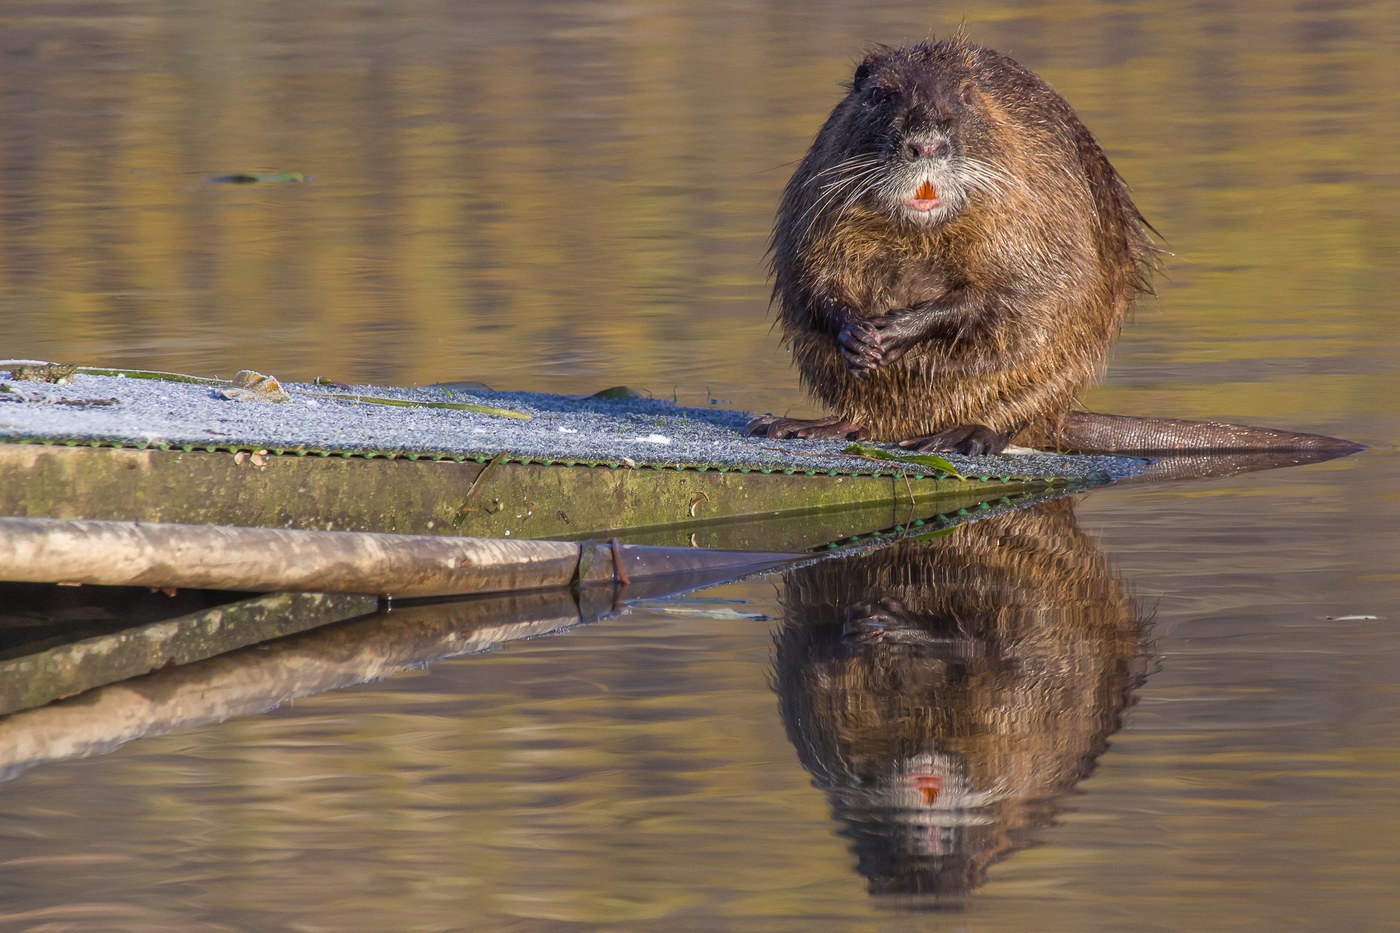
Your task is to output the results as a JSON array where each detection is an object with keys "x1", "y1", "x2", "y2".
[{"x1": 0, "y1": 441, "x2": 1061, "y2": 543}]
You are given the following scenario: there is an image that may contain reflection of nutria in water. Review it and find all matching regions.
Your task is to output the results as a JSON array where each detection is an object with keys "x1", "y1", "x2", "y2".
[{"x1": 773, "y1": 499, "x2": 1151, "y2": 903}]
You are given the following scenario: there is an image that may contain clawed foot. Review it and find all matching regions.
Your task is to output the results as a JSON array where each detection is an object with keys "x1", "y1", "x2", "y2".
[
  {"x1": 900, "y1": 424, "x2": 1009, "y2": 456},
  {"x1": 745, "y1": 414, "x2": 865, "y2": 440}
]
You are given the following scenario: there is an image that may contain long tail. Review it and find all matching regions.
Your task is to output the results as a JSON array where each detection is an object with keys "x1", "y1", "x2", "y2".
[{"x1": 1059, "y1": 411, "x2": 1364, "y2": 455}]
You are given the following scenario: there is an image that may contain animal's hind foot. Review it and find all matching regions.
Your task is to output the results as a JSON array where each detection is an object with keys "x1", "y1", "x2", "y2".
[
  {"x1": 900, "y1": 424, "x2": 1009, "y2": 456},
  {"x1": 745, "y1": 414, "x2": 865, "y2": 441}
]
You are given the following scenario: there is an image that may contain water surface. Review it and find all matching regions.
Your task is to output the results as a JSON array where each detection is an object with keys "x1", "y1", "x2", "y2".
[{"x1": 0, "y1": 1, "x2": 1397, "y2": 929}]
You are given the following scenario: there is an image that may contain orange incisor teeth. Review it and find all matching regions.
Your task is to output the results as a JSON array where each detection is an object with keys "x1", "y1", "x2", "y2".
[{"x1": 916, "y1": 181, "x2": 937, "y2": 200}]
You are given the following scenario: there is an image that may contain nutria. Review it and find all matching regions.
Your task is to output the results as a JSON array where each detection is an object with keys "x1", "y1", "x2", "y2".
[{"x1": 746, "y1": 34, "x2": 1359, "y2": 455}]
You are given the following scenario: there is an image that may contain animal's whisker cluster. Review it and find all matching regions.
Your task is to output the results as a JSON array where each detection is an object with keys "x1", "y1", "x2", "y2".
[{"x1": 794, "y1": 157, "x2": 884, "y2": 242}]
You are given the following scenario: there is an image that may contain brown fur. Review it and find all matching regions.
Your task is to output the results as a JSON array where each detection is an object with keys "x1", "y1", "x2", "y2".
[{"x1": 767, "y1": 34, "x2": 1154, "y2": 447}]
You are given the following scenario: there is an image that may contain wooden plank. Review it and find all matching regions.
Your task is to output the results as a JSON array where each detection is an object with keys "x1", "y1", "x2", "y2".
[{"x1": 0, "y1": 517, "x2": 800, "y2": 597}]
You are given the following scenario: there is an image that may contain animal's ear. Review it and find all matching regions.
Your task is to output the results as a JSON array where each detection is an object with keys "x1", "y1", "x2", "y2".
[
  {"x1": 852, "y1": 45, "x2": 895, "y2": 89},
  {"x1": 852, "y1": 53, "x2": 877, "y2": 89}
]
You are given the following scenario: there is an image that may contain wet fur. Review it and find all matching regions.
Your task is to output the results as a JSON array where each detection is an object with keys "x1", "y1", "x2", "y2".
[{"x1": 770, "y1": 34, "x2": 1154, "y2": 446}]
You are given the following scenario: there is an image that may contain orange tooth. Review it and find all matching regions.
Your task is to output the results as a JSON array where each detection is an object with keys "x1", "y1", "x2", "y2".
[{"x1": 916, "y1": 181, "x2": 937, "y2": 200}]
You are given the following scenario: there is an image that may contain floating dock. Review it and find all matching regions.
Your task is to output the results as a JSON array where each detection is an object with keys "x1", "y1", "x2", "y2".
[{"x1": 0, "y1": 365, "x2": 1132, "y2": 543}]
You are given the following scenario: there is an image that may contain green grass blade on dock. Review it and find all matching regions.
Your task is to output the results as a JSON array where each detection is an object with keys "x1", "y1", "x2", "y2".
[
  {"x1": 841, "y1": 442, "x2": 966, "y2": 480},
  {"x1": 311, "y1": 391, "x2": 532, "y2": 420}
]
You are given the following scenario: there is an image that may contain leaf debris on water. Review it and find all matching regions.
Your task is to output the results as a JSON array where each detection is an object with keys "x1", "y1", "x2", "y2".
[
  {"x1": 6, "y1": 362, "x2": 78, "y2": 384},
  {"x1": 210, "y1": 171, "x2": 308, "y2": 184}
]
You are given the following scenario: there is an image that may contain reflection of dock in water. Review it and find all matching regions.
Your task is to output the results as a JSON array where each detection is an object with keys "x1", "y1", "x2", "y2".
[
  {"x1": 0, "y1": 476, "x2": 1067, "y2": 775},
  {"x1": 0, "y1": 572, "x2": 733, "y2": 782},
  {"x1": 0, "y1": 476, "x2": 1059, "y2": 716},
  {"x1": 0, "y1": 438, "x2": 1351, "y2": 784}
]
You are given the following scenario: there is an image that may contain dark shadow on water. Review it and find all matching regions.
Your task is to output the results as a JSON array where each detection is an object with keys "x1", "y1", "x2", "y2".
[{"x1": 772, "y1": 497, "x2": 1153, "y2": 908}]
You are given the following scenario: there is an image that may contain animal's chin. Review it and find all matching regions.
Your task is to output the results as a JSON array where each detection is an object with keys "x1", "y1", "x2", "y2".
[
  {"x1": 902, "y1": 196, "x2": 943, "y2": 214},
  {"x1": 899, "y1": 202, "x2": 952, "y2": 226},
  {"x1": 890, "y1": 173, "x2": 959, "y2": 225}
]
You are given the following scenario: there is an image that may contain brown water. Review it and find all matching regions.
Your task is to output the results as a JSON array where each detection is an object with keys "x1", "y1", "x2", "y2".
[{"x1": 2, "y1": 1, "x2": 1399, "y2": 929}]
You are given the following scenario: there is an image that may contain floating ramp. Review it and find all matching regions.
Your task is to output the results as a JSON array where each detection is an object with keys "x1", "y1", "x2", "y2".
[{"x1": 0, "y1": 366, "x2": 1131, "y2": 544}]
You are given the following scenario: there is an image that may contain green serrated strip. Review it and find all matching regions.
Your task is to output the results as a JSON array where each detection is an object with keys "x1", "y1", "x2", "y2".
[
  {"x1": 1, "y1": 433, "x2": 1053, "y2": 484},
  {"x1": 814, "y1": 488, "x2": 1056, "y2": 551}
]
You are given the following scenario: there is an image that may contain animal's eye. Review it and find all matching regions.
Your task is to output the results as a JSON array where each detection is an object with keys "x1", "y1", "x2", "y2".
[
  {"x1": 959, "y1": 81, "x2": 977, "y2": 106},
  {"x1": 864, "y1": 85, "x2": 897, "y2": 107}
]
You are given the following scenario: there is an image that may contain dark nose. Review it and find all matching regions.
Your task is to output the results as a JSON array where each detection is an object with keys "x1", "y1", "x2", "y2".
[{"x1": 904, "y1": 137, "x2": 949, "y2": 161}]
